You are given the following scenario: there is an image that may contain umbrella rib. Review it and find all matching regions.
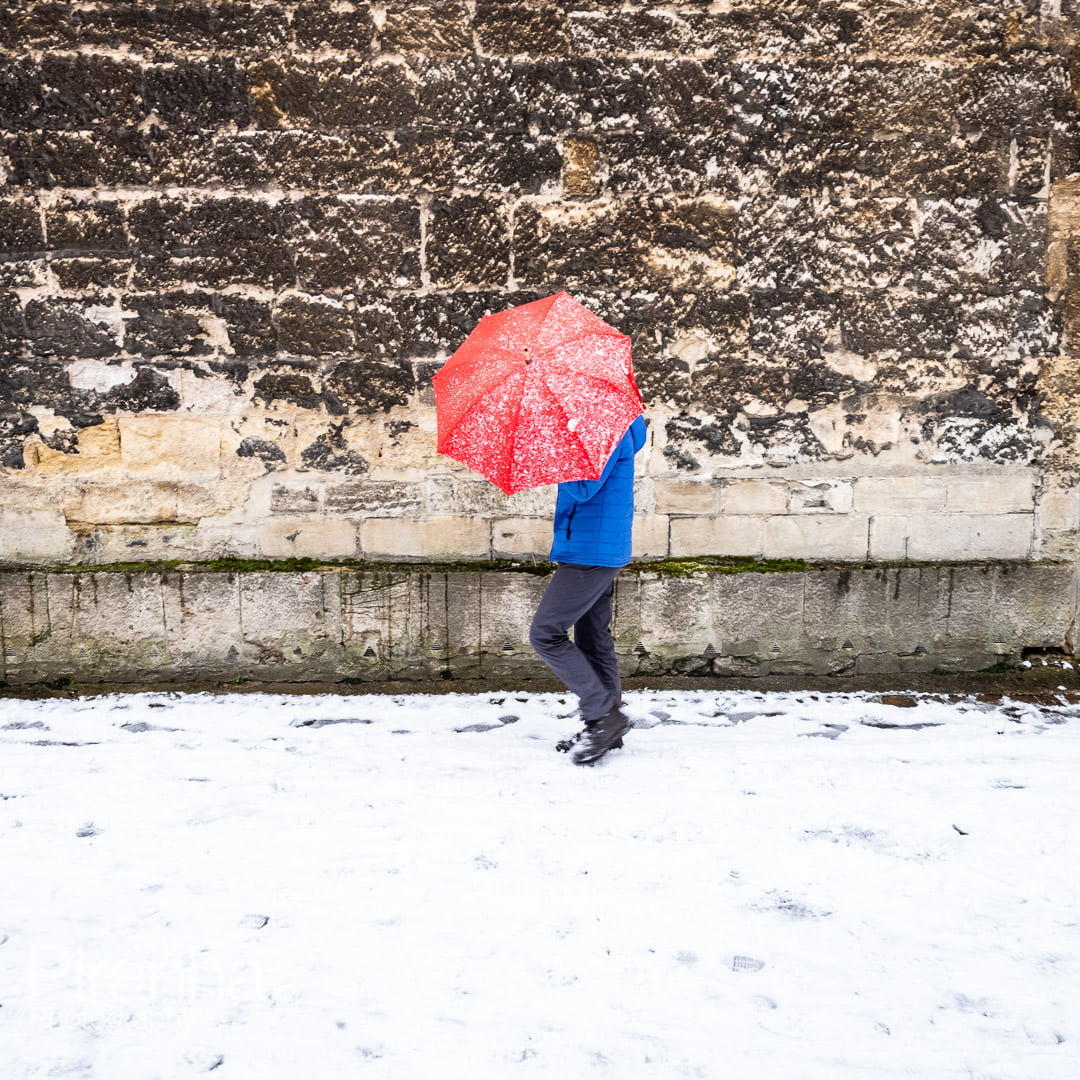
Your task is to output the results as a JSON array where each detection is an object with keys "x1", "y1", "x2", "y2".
[
  {"x1": 529, "y1": 373, "x2": 606, "y2": 478},
  {"x1": 500, "y1": 372, "x2": 529, "y2": 492},
  {"x1": 531, "y1": 328, "x2": 628, "y2": 362},
  {"x1": 539, "y1": 365, "x2": 640, "y2": 412}
]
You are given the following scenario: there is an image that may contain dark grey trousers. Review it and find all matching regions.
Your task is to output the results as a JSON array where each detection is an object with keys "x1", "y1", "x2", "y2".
[{"x1": 528, "y1": 563, "x2": 623, "y2": 722}]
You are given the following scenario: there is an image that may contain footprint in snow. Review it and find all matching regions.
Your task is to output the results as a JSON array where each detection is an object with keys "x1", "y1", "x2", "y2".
[{"x1": 731, "y1": 955, "x2": 765, "y2": 973}]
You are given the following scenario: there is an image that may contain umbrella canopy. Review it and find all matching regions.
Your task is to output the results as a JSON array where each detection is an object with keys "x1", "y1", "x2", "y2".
[{"x1": 432, "y1": 292, "x2": 643, "y2": 496}]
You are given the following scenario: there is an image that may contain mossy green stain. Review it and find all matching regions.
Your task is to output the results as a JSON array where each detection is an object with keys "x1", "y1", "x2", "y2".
[{"x1": 0, "y1": 556, "x2": 1069, "y2": 577}]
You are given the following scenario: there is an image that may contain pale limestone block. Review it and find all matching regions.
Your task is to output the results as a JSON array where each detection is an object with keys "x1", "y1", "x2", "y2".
[
  {"x1": 361, "y1": 515, "x2": 490, "y2": 559},
  {"x1": 632, "y1": 514, "x2": 670, "y2": 559},
  {"x1": 670, "y1": 515, "x2": 764, "y2": 557},
  {"x1": 787, "y1": 479, "x2": 854, "y2": 514},
  {"x1": 0, "y1": 510, "x2": 72, "y2": 562},
  {"x1": 22, "y1": 421, "x2": 122, "y2": 477},
  {"x1": 223, "y1": 413, "x2": 300, "y2": 477},
  {"x1": 70, "y1": 524, "x2": 202, "y2": 564},
  {"x1": 269, "y1": 481, "x2": 324, "y2": 516},
  {"x1": 653, "y1": 478, "x2": 721, "y2": 515},
  {"x1": 853, "y1": 476, "x2": 946, "y2": 514},
  {"x1": 118, "y1": 416, "x2": 225, "y2": 478},
  {"x1": 176, "y1": 368, "x2": 249, "y2": 414},
  {"x1": 764, "y1": 514, "x2": 870, "y2": 560},
  {"x1": 255, "y1": 517, "x2": 359, "y2": 558},
  {"x1": 427, "y1": 477, "x2": 555, "y2": 517},
  {"x1": 175, "y1": 479, "x2": 254, "y2": 522},
  {"x1": 906, "y1": 513, "x2": 1033, "y2": 560},
  {"x1": 868, "y1": 515, "x2": 911, "y2": 560},
  {"x1": 722, "y1": 479, "x2": 788, "y2": 515},
  {"x1": 366, "y1": 415, "x2": 439, "y2": 472},
  {"x1": 492, "y1": 517, "x2": 551, "y2": 558},
  {"x1": 945, "y1": 474, "x2": 1035, "y2": 513},
  {"x1": 1038, "y1": 485, "x2": 1080, "y2": 531},
  {"x1": 193, "y1": 520, "x2": 261, "y2": 559},
  {"x1": 73, "y1": 483, "x2": 180, "y2": 525}
]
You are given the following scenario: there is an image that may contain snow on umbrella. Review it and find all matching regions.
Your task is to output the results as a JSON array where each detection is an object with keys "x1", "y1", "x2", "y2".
[{"x1": 432, "y1": 291, "x2": 643, "y2": 496}]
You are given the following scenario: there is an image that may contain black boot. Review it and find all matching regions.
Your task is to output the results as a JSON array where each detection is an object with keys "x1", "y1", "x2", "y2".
[
  {"x1": 555, "y1": 729, "x2": 623, "y2": 754},
  {"x1": 571, "y1": 705, "x2": 632, "y2": 765}
]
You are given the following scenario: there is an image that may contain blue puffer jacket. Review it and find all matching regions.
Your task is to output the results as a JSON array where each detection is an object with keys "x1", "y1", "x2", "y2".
[{"x1": 550, "y1": 415, "x2": 647, "y2": 568}]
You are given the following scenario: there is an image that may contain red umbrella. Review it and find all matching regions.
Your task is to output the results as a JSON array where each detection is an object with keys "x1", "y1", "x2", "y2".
[{"x1": 432, "y1": 292, "x2": 643, "y2": 496}]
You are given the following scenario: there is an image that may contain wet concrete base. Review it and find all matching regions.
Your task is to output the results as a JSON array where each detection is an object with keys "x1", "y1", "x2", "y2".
[{"x1": 1, "y1": 561, "x2": 1076, "y2": 688}]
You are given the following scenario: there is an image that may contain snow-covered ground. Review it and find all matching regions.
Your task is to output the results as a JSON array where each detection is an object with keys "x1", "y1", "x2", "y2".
[{"x1": 1, "y1": 687, "x2": 1078, "y2": 1080}]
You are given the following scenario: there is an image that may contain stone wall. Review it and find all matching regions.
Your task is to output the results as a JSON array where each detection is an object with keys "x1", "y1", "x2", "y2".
[
  {"x1": 1, "y1": 560, "x2": 1072, "y2": 685},
  {"x1": 1, "y1": 1, "x2": 1079, "y2": 573}
]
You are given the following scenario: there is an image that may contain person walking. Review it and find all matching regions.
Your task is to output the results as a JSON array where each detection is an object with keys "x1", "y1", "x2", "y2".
[{"x1": 529, "y1": 414, "x2": 648, "y2": 765}]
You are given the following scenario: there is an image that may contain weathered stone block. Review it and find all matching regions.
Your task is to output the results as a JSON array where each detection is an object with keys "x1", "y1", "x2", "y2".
[
  {"x1": 670, "y1": 515, "x2": 764, "y2": 557},
  {"x1": 764, "y1": 514, "x2": 870, "y2": 560},
  {"x1": 0, "y1": 509, "x2": 71, "y2": 563},
  {"x1": 602, "y1": 130, "x2": 749, "y2": 196},
  {"x1": 292, "y1": 2, "x2": 375, "y2": 52},
  {"x1": 253, "y1": 518, "x2": 358, "y2": 559},
  {"x1": 381, "y1": 3, "x2": 470, "y2": 54},
  {"x1": 521, "y1": 57, "x2": 648, "y2": 132},
  {"x1": 427, "y1": 477, "x2": 554, "y2": 518},
  {"x1": 273, "y1": 295, "x2": 356, "y2": 357},
  {"x1": 118, "y1": 416, "x2": 225, "y2": 478},
  {"x1": 360, "y1": 516, "x2": 490, "y2": 559},
  {"x1": 491, "y1": 517, "x2": 549, "y2": 558},
  {"x1": 653, "y1": 478, "x2": 720, "y2": 515},
  {"x1": 945, "y1": 474, "x2": 1035, "y2": 513},
  {"x1": 787, "y1": 479, "x2": 853, "y2": 514},
  {"x1": 854, "y1": 476, "x2": 947, "y2": 514},
  {"x1": 143, "y1": 59, "x2": 253, "y2": 132},
  {"x1": 868, "y1": 515, "x2": 913, "y2": 560},
  {"x1": 773, "y1": 131, "x2": 1009, "y2": 199},
  {"x1": 427, "y1": 196, "x2": 511, "y2": 289},
  {"x1": 905, "y1": 513, "x2": 1033, "y2": 560},
  {"x1": 22, "y1": 421, "x2": 122, "y2": 477},
  {"x1": 515, "y1": 196, "x2": 737, "y2": 292},
  {"x1": 632, "y1": 514, "x2": 669, "y2": 559},
  {"x1": 166, "y1": 573, "x2": 237, "y2": 670},
  {"x1": 288, "y1": 195, "x2": 421, "y2": 292},
  {"x1": 0, "y1": 195, "x2": 45, "y2": 274},
  {"x1": 958, "y1": 59, "x2": 1074, "y2": 131},
  {"x1": 722, "y1": 479, "x2": 788, "y2": 515},
  {"x1": 412, "y1": 55, "x2": 526, "y2": 128},
  {"x1": 1038, "y1": 486, "x2": 1080, "y2": 532},
  {"x1": 248, "y1": 57, "x2": 418, "y2": 129},
  {"x1": 325, "y1": 481, "x2": 424, "y2": 517},
  {"x1": 72, "y1": 483, "x2": 180, "y2": 526},
  {"x1": 475, "y1": 2, "x2": 569, "y2": 56},
  {"x1": 234, "y1": 570, "x2": 343, "y2": 677},
  {"x1": 77, "y1": 2, "x2": 291, "y2": 52},
  {"x1": 22, "y1": 297, "x2": 122, "y2": 358},
  {"x1": 450, "y1": 132, "x2": 562, "y2": 194},
  {"x1": 567, "y1": 9, "x2": 720, "y2": 58},
  {"x1": 644, "y1": 59, "x2": 729, "y2": 129},
  {"x1": 12, "y1": 54, "x2": 146, "y2": 131},
  {"x1": 120, "y1": 293, "x2": 218, "y2": 359},
  {"x1": 127, "y1": 196, "x2": 295, "y2": 291},
  {"x1": 563, "y1": 136, "x2": 601, "y2": 197},
  {"x1": 474, "y1": 571, "x2": 547, "y2": 661}
]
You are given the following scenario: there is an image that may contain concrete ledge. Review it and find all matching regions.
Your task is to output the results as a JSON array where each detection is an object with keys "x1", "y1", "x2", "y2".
[{"x1": 0, "y1": 560, "x2": 1074, "y2": 685}]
